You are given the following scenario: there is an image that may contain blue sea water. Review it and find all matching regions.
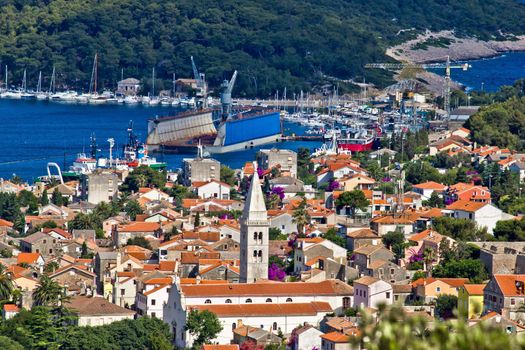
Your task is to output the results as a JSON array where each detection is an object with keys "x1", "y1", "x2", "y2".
[
  {"x1": 429, "y1": 51, "x2": 525, "y2": 92},
  {"x1": 1, "y1": 52, "x2": 524, "y2": 181},
  {"x1": 0, "y1": 99, "x2": 319, "y2": 181}
]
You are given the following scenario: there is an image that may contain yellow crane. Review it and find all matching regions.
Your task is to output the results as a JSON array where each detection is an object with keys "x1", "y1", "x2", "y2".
[{"x1": 365, "y1": 56, "x2": 470, "y2": 120}]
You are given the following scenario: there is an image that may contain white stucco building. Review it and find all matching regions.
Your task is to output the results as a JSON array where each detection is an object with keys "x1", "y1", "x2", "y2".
[
  {"x1": 163, "y1": 279, "x2": 353, "y2": 348},
  {"x1": 353, "y1": 276, "x2": 393, "y2": 309}
]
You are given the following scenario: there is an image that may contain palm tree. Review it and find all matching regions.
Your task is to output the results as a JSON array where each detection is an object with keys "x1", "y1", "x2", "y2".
[
  {"x1": 0, "y1": 264, "x2": 13, "y2": 301},
  {"x1": 33, "y1": 275, "x2": 67, "y2": 307},
  {"x1": 292, "y1": 199, "x2": 310, "y2": 235},
  {"x1": 423, "y1": 248, "x2": 436, "y2": 277},
  {"x1": 44, "y1": 261, "x2": 60, "y2": 275}
]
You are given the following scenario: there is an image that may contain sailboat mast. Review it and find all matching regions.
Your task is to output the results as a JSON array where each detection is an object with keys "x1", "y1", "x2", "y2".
[
  {"x1": 152, "y1": 67, "x2": 155, "y2": 97},
  {"x1": 23, "y1": 69, "x2": 27, "y2": 92},
  {"x1": 49, "y1": 66, "x2": 55, "y2": 93},
  {"x1": 37, "y1": 71, "x2": 42, "y2": 93},
  {"x1": 94, "y1": 53, "x2": 98, "y2": 94},
  {"x1": 172, "y1": 72, "x2": 175, "y2": 97}
]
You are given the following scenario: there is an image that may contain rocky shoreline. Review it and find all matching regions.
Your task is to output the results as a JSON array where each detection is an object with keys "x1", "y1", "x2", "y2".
[{"x1": 386, "y1": 30, "x2": 525, "y2": 63}]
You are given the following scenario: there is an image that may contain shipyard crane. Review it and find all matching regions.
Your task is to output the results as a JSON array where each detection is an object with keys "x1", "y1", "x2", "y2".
[
  {"x1": 365, "y1": 56, "x2": 470, "y2": 120},
  {"x1": 190, "y1": 56, "x2": 207, "y2": 108},
  {"x1": 220, "y1": 70, "x2": 238, "y2": 120}
]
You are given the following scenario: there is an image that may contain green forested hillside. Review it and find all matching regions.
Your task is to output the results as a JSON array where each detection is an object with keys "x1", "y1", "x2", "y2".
[{"x1": 1, "y1": 0, "x2": 525, "y2": 96}]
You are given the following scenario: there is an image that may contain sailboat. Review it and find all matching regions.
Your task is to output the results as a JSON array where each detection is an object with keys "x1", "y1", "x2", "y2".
[
  {"x1": 146, "y1": 67, "x2": 159, "y2": 105},
  {"x1": 21, "y1": 69, "x2": 35, "y2": 99},
  {"x1": 35, "y1": 71, "x2": 48, "y2": 100},
  {"x1": 0, "y1": 66, "x2": 9, "y2": 97},
  {"x1": 86, "y1": 53, "x2": 106, "y2": 104},
  {"x1": 1, "y1": 66, "x2": 22, "y2": 99},
  {"x1": 3, "y1": 66, "x2": 22, "y2": 99}
]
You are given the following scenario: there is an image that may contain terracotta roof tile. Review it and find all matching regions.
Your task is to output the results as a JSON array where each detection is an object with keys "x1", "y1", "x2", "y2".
[
  {"x1": 0, "y1": 219, "x2": 14, "y2": 227},
  {"x1": 463, "y1": 284, "x2": 486, "y2": 295},
  {"x1": 202, "y1": 345, "x2": 239, "y2": 350},
  {"x1": 346, "y1": 228, "x2": 378, "y2": 238},
  {"x1": 119, "y1": 222, "x2": 160, "y2": 232},
  {"x1": 17, "y1": 252, "x2": 42, "y2": 265},
  {"x1": 321, "y1": 331, "x2": 350, "y2": 343},
  {"x1": 181, "y1": 280, "x2": 352, "y2": 297},
  {"x1": 494, "y1": 275, "x2": 525, "y2": 297},
  {"x1": 446, "y1": 200, "x2": 488, "y2": 212},
  {"x1": 189, "y1": 301, "x2": 332, "y2": 317},
  {"x1": 66, "y1": 296, "x2": 135, "y2": 316},
  {"x1": 354, "y1": 276, "x2": 381, "y2": 286},
  {"x1": 412, "y1": 181, "x2": 447, "y2": 190}
]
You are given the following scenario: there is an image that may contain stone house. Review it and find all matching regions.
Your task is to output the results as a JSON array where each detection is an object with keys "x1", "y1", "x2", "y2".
[
  {"x1": 49, "y1": 264, "x2": 97, "y2": 294},
  {"x1": 20, "y1": 232, "x2": 60, "y2": 257},
  {"x1": 364, "y1": 260, "x2": 408, "y2": 284},
  {"x1": 483, "y1": 274, "x2": 525, "y2": 317},
  {"x1": 350, "y1": 244, "x2": 394, "y2": 272},
  {"x1": 346, "y1": 228, "x2": 380, "y2": 252}
]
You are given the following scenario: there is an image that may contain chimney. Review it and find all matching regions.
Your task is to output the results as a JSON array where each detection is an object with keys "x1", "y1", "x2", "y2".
[{"x1": 237, "y1": 319, "x2": 243, "y2": 327}]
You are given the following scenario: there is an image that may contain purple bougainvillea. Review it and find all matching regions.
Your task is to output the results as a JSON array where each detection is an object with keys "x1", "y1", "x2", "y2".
[
  {"x1": 382, "y1": 177, "x2": 392, "y2": 182},
  {"x1": 444, "y1": 198, "x2": 454, "y2": 205},
  {"x1": 271, "y1": 186, "x2": 285, "y2": 200},
  {"x1": 268, "y1": 263, "x2": 286, "y2": 281},
  {"x1": 409, "y1": 251, "x2": 423, "y2": 263},
  {"x1": 257, "y1": 167, "x2": 265, "y2": 178},
  {"x1": 328, "y1": 180, "x2": 340, "y2": 191}
]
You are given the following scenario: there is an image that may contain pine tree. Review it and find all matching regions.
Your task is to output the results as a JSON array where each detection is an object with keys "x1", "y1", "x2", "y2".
[
  {"x1": 51, "y1": 188, "x2": 63, "y2": 206},
  {"x1": 40, "y1": 189, "x2": 49, "y2": 206},
  {"x1": 194, "y1": 212, "x2": 200, "y2": 227}
]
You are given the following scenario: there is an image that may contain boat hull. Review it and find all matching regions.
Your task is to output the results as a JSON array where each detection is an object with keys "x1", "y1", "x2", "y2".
[{"x1": 338, "y1": 140, "x2": 374, "y2": 152}]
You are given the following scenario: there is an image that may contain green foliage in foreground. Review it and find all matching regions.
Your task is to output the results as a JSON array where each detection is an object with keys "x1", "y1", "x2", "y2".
[
  {"x1": 0, "y1": 306, "x2": 172, "y2": 350},
  {"x1": 355, "y1": 305, "x2": 525, "y2": 350},
  {"x1": 185, "y1": 309, "x2": 223, "y2": 348}
]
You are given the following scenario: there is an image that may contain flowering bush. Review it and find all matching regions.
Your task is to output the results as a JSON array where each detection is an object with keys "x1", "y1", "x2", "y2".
[
  {"x1": 271, "y1": 186, "x2": 285, "y2": 200},
  {"x1": 328, "y1": 180, "x2": 340, "y2": 191},
  {"x1": 268, "y1": 263, "x2": 286, "y2": 281}
]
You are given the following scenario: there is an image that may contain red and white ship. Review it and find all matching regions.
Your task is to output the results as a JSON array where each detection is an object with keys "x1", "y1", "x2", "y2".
[{"x1": 337, "y1": 127, "x2": 376, "y2": 152}]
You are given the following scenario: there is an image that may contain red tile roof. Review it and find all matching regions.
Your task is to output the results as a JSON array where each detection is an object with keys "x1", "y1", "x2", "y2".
[
  {"x1": 181, "y1": 280, "x2": 353, "y2": 297},
  {"x1": 446, "y1": 200, "x2": 488, "y2": 212},
  {"x1": 202, "y1": 345, "x2": 239, "y2": 350},
  {"x1": 17, "y1": 252, "x2": 41, "y2": 265},
  {"x1": 119, "y1": 222, "x2": 160, "y2": 232},
  {"x1": 463, "y1": 284, "x2": 486, "y2": 295},
  {"x1": 43, "y1": 228, "x2": 72, "y2": 239},
  {"x1": 493, "y1": 275, "x2": 525, "y2": 297},
  {"x1": 321, "y1": 331, "x2": 350, "y2": 343},
  {"x1": 0, "y1": 218, "x2": 14, "y2": 227},
  {"x1": 413, "y1": 181, "x2": 447, "y2": 191},
  {"x1": 189, "y1": 301, "x2": 332, "y2": 317}
]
